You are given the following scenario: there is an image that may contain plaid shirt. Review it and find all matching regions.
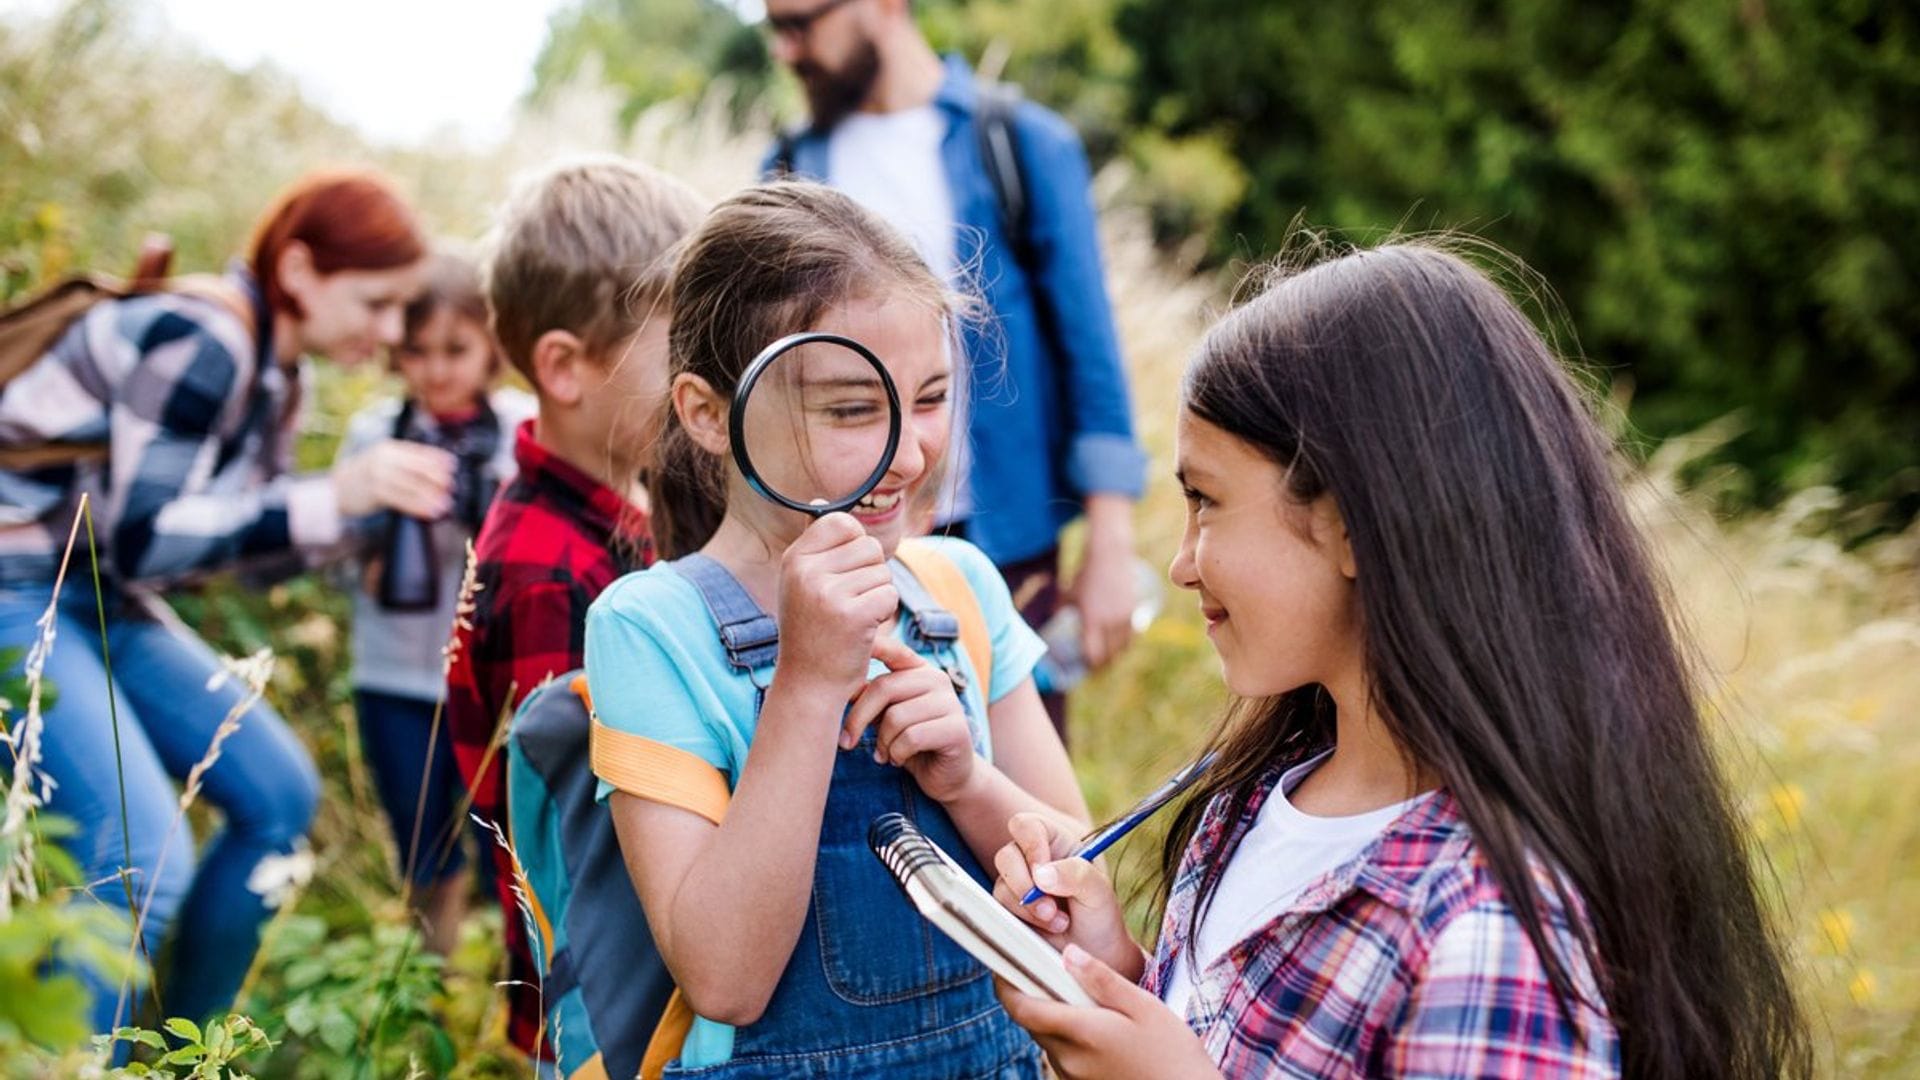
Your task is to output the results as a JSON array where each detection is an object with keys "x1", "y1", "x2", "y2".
[
  {"x1": 444, "y1": 418, "x2": 650, "y2": 1058},
  {"x1": 1145, "y1": 766, "x2": 1620, "y2": 1079},
  {"x1": 0, "y1": 269, "x2": 335, "y2": 587}
]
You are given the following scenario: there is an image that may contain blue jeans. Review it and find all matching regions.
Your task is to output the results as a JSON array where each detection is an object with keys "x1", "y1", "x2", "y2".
[
  {"x1": 354, "y1": 688, "x2": 476, "y2": 887},
  {"x1": 0, "y1": 584, "x2": 319, "y2": 1031}
]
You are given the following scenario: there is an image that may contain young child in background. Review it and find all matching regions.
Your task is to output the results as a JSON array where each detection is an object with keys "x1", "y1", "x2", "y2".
[
  {"x1": 585, "y1": 182, "x2": 1089, "y2": 1079},
  {"x1": 443, "y1": 157, "x2": 707, "y2": 1070},
  {"x1": 990, "y1": 242, "x2": 1809, "y2": 1079},
  {"x1": 337, "y1": 251, "x2": 533, "y2": 955}
]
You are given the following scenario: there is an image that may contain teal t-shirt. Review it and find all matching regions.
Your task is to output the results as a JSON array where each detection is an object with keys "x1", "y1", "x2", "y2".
[{"x1": 583, "y1": 535, "x2": 1046, "y2": 1067}]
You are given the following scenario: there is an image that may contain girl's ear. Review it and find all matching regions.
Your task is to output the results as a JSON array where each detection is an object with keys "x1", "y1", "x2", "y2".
[
  {"x1": 1309, "y1": 495, "x2": 1358, "y2": 581},
  {"x1": 531, "y1": 329, "x2": 587, "y2": 406},
  {"x1": 673, "y1": 372, "x2": 729, "y2": 456}
]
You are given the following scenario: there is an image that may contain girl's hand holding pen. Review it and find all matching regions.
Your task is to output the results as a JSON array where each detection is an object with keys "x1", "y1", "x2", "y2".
[{"x1": 991, "y1": 813, "x2": 1141, "y2": 979}]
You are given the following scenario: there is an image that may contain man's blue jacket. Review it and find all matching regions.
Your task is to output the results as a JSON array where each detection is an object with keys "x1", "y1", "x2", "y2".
[{"x1": 764, "y1": 55, "x2": 1147, "y2": 567}]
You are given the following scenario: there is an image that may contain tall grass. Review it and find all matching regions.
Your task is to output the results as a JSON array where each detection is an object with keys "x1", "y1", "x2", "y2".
[{"x1": 1, "y1": 1, "x2": 1914, "y2": 1074}]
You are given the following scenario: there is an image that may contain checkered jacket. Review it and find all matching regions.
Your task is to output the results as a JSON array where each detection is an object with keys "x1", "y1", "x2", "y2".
[
  {"x1": 0, "y1": 269, "x2": 336, "y2": 586},
  {"x1": 1145, "y1": 768, "x2": 1621, "y2": 1078}
]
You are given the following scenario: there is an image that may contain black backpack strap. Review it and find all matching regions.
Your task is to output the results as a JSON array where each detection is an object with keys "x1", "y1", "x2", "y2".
[
  {"x1": 771, "y1": 128, "x2": 803, "y2": 178},
  {"x1": 974, "y1": 80, "x2": 1033, "y2": 269}
]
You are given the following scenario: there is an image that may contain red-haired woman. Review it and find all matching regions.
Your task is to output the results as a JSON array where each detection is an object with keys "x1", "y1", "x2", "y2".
[{"x1": 0, "y1": 169, "x2": 448, "y2": 1033}]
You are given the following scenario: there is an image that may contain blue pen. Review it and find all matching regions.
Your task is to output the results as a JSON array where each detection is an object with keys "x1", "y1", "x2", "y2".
[{"x1": 1020, "y1": 750, "x2": 1219, "y2": 906}]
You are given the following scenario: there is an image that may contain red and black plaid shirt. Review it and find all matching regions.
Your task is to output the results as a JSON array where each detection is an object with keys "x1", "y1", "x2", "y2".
[{"x1": 446, "y1": 419, "x2": 651, "y2": 1058}]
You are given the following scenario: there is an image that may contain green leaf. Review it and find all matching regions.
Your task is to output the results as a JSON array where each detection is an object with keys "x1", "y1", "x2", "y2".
[
  {"x1": 114, "y1": 1024, "x2": 168, "y2": 1050},
  {"x1": 160, "y1": 1044, "x2": 207, "y2": 1065},
  {"x1": 283, "y1": 996, "x2": 318, "y2": 1036},
  {"x1": 162, "y1": 1016, "x2": 203, "y2": 1044},
  {"x1": 316, "y1": 1004, "x2": 357, "y2": 1055}
]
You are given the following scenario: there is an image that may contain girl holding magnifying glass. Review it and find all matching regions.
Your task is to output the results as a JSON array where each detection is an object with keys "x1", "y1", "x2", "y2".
[{"x1": 584, "y1": 181, "x2": 1086, "y2": 1078}]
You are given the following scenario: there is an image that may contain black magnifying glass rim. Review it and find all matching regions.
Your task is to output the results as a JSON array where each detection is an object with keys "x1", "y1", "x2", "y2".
[{"x1": 729, "y1": 331, "x2": 903, "y2": 518}]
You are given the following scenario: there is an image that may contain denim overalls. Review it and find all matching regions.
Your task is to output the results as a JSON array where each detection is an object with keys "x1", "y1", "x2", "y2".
[{"x1": 666, "y1": 553, "x2": 1044, "y2": 1079}]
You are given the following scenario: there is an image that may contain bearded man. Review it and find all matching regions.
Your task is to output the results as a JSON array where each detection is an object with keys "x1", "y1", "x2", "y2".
[{"x1": 760, "y1": 0, "x2": 1148, "y2": 740}]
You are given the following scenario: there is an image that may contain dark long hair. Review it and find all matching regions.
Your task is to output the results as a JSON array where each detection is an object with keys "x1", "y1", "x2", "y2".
[
  {"x1": 1161, "y1": 239, "x2": 1808, "y2": 1079},
  {"x1": 650, "y1": 181, "x2": 954, "y2": 558}
]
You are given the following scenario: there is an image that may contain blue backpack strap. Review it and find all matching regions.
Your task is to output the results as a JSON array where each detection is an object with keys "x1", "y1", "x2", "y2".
[{"x1": 671, "y1": 553, "x2": 780, "y2": 672}]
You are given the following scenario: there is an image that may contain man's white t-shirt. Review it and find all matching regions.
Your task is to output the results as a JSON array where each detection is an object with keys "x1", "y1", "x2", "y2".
[
  {"x1": 1160, "y1": 752, "x2": 1432, "y2": 1019},
  {"x1": 827, "y1": 104, "x2": 958, "y2": 283},
  {"x1": 826, "y1": 103, "x2": 972, "y2": 520}
]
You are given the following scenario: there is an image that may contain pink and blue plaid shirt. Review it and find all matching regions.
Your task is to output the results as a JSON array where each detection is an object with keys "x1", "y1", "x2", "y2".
[{"x1": 1145, "y1": 764, "x2": 1621, "y2": 1078}]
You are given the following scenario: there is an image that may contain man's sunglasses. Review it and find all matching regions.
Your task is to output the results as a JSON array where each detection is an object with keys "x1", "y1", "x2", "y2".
[{"x1": 764, "y1": 0, "x2": 860, "y2": 40}]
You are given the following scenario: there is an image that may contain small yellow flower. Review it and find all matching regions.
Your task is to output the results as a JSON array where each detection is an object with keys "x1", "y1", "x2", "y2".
[
  {"x1": 1769, "y1": 784, "x2": 1806, "y2": 831},
  {"x1": 1848, "y1": 969, "x2": 1877, "y2": 1006},
  {"x1": 1817, "y1": 908, "x2": 1854, "y2": 955}
]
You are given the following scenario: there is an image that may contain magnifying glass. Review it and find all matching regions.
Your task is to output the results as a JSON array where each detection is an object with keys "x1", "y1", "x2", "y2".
[{"x1": 730, "y1": 331, "x2": 903, "y2": 517}]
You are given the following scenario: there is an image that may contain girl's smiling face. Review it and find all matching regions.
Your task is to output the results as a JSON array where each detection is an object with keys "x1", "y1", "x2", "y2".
[
  {"x1": 724, "y1": 294, "x2": 953, "y2": 556},
  {"x1": 1170, "y1": 409, "x2": 1362, "y2": 699}
]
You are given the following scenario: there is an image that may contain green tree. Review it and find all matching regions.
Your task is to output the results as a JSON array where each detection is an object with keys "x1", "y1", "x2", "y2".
[
  {"x1": 529, "y1": 0, "x2": 777, "y2": 129},
  {"x1": 1120, "y1": 0, "x2": 1920, "y2": 515}
]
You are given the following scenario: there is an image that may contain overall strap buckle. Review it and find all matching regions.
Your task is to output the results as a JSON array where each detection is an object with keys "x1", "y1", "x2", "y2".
[{"x1": 671, "y1": 553, "x2": 779, "y2": 674}]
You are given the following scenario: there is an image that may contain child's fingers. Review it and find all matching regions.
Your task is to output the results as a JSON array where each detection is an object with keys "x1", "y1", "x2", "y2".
[
  {"x1": 1008, "y1": 810, "x2": 1064, "y2": 869},
  {"x1": 873, "y1": 695, "x2": 953, "y2": 764},
  {"x1": 870, "y1": 633, "x2": 929, "y2": 672},
  {"x1": 1031, "y1": 856, "x2": 1117, "y2": 914},
  {"x1": 1061, "y1": 944, "x2": 1154, "y2": 1018},
  {"x1": 991, "y1": 844, "x2": 1046, "y2": 919},
  {"x1": 826, "y1": 564, "x2": 895, "y2": 604},
  {"x1": 992, "y1": 831, "x2": 1068, "y2": 932},
  {"x1": 791, "y1": 512, "x2": 873, "y2": 558},
  {"x1": 841, "y1": 671, "x2": 910, "y2": 748},
  {"x1": 993, "y1": 977, "x2": 1097, "y2": 1046}
]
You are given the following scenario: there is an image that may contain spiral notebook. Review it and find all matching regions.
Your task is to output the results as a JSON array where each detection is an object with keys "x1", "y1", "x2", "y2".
[{"x1": 868, "y1": 813, "x2": 1093, "y2": 1006}]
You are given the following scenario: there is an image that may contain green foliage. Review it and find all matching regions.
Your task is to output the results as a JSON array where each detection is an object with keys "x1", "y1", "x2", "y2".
[
  {"x1": 0, "y1": 901, "x2": 141, "y2": 1054},
  {"x1": 1118, "y1": 0, "x2": 1920, "y2": 517},
  {"x1": 95, "y1": 1014, "x2": 274, "y2": 1079},
  {"x1": 239, "y1": 915, "x2": 451, "y2": 1080},
  {"x1": 530, "y1": 0, "x2": 778, "y2": 128}
]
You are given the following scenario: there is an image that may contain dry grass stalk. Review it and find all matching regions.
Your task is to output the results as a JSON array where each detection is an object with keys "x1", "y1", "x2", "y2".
[
  {"x1": 0, "y1": 495, "x2": 93, "y2": 918},
  {"x1": 470, "y1": 812, "x2": 547, "y2": 1064}
]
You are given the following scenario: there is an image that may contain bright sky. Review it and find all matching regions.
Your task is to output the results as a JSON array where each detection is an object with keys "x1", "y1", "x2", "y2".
[
  {"x1": 1, "y1": 0, "x2": 577, "y2": 146},
  {"x1": 161, "y1": 0, "x2": 578, "y2": 145}
]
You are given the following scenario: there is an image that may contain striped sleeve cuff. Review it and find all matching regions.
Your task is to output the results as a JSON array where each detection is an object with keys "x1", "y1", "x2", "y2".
[{"x1": 285, "y1": 474, "x2": 343, "y2": 549}]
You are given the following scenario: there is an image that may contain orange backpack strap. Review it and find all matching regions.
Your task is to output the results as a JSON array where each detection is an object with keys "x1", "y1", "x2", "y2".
[{"x1": 894, "y1": 539, "x2": 994, "y2": 702}]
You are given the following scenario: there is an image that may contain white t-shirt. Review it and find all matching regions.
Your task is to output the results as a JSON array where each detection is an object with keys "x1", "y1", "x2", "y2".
[
  {"x1": 1160, "y1": 752, "x2": 1431, "y2": 1019},
  {"x1": 826, "y1": 104, "x2": 973, "y2": 521},
  {"x1": 827, "y1": 105, "x2": 958, "y2": 283}
]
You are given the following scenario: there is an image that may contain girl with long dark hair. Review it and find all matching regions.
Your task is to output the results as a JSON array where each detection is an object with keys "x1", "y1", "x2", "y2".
[{"x1": 991, "y1": 241, "x2": 1809, "y2": 1078}]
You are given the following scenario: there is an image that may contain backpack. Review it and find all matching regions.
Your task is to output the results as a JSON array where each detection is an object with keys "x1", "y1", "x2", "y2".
[
  {"x1": 0, "y1": 235, "x2": 254, "y2": 471},
  {"x1": 504, "y1": 539, "x2": 994, "y2": 1080},
  {"x1": 771, "y1": 79, "x2": 1035, "y2": 273}
]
